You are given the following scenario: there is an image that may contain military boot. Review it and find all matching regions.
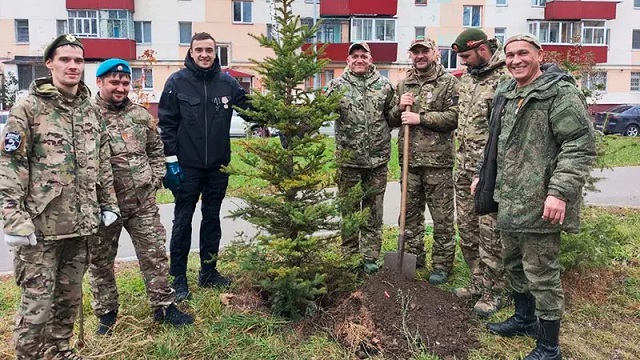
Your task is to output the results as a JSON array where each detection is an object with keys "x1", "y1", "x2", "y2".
[
  {"x1": 96, "y1": 310, "x2": 118, "y2": 335},
  {"x1": 363, "y1": 260, "x2": 379, "y2": 274},
  {"x1": 172, "y1": 275, "x2": 191, "y2": 302},
  {"x1": 154, "y1": 303, "x2": 195, "y2": 326},
  {"x1": 199, "y1": 269, "x2": 232, "y2": 288},
  {"x1": 524, "y1": 319, "x2": 562, "y2": 360},
  {"x1": 454, "y1": 286, "x2": 481, "y2": 299},
  {"x1": 50, "y1": 350, "x2": 83, "y2": 360},
  {"x1": 487, "y1": 291, "x2": 539, "y2": 338},
  {"x1": 473, "y1": 292, "x2": 504, "y2": 318},
  {"x1": 428, "y1": 269, "x2": 449, "y2": 285}
]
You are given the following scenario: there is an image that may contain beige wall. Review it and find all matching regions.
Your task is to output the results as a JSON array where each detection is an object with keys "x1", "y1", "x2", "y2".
[
  {"x1": 632, "y1": 51, "x2": 640, "y2": 65},
  {"x1": 0, "y1": 19, "x2": 31, "y2": 58}
]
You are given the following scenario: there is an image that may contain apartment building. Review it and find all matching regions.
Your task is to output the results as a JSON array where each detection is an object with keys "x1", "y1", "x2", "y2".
[{"x1": 1, "y1": 0, "x2": 639, "y2": 114}]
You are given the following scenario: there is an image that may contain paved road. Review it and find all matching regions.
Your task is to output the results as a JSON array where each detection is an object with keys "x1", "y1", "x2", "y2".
[{"x1": 1, "y1": 166, "x2": 638, "y2": 273}]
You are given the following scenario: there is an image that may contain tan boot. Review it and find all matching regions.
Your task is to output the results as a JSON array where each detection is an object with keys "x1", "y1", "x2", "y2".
[
  {"x1": 473, "y1": 292, "x2": 504, "y2": 318},
  {"x1": 454, "y1": 286, "x2": 481, "y2": 299}
]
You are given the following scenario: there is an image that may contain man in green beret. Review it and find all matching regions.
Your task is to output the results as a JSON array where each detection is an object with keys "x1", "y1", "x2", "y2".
[
  {"x1": 0, "y1": 34, "x2": 120, "y2": 359},
  {"x1": 451, "y1": 28, "x2": 512, "y2": 317}
]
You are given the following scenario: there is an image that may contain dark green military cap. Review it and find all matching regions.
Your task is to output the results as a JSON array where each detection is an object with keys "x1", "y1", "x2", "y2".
[
  {"x1": 43, "y1": 34, "x2": 84, "y2": 61},
  {"x1": 451, "y1": 29, "x2": 488, "y2": 53}
]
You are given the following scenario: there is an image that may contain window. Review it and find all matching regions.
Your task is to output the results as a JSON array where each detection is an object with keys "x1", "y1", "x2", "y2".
[
  {"x1": 17, "y1": 64, "x2": 49, "y2": 90},
  {"x1": 179, "y1": 22, "x2": 192, "y2": 45},
  {"x1": 582, "y1": 71, "x2": 607, "y2": 91},
  {"x1": 351, "y1": 18, "x2": 397, "y2": 42},
  {"x1": 529, "y1": 21, "x2": 606, "y2": 45},
  {"x1": 56, "y1": 20, "x2": 68, "y2": 36},
  {"x1": 582, "y1": 21, "x2": 605, "y2": 45},
  {"x1": 462, "y1": 6, "x2": 481, "y2": 27},
  {"x1": 266, "y1": 24, "x2": 274, "y2": 41},
  {"x1": 415, "y1": 0, "x2": 428, "y2": 5},
  {"x1": 217, "y1": 45, "x2": 230, "y2": 67},
  {"x1": 15, "y1": 20, "x2": 29, "y2": 43},
  {"x1": 99, "y1": 10, "x2": 133, "y2": 39},
  {"x1": 495, "y1": 27, "x2": 506, "y2": 46},
  {"x1": 304, "y1": 0, "x2": 320, "y2": 3},
  {"x1": 68, "y1": 10, "x2": 98, "y2": 37},
  {"x1": 379, "y1": 69, "x2": 390, "y2": 79},
  {"x1": 132, "y1": 68, "x2": 153, "y2": 89},
  {"x1": 635, "y1": 0, "x2": 640, "y2": 7},
  {"x1": 318, "y1": 20, "x2": 342, "y2": 43},
  {"x1": 233, "y1": 1, "x2": 253, "y2": 24},
  {"x1": 496, "y1": 0, "x2": 507, "y2": 6},
  {"x1": 531, "y1": 0, "x2": 546, "y2": 6},
  {"x1": 415, "y1": 27, "x2": 426, "y2": 39},
  {"x1": 135, "y1": 21, "x2": 152, "y2": 44},
  {"x1": 631, "y1": 72, "x2": 640, "y2": 92},
  {"x1": 324, "y1": 70, "x2": 334, "y2": 84},
  {"x1": 633, "y1": 30, "x2": 640, "y2": 50},
  {"x1": 439, "y1": 48, "x2": 457, "y2": 70}
]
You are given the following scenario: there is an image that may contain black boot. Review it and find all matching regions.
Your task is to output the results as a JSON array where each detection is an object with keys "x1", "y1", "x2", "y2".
[
  {"x1": 487, "y1": 291, "x2": 539, "y2": 338},
  {"x1": 524, "y1": 319, "x2": 562, "y2": 360},
  {"x1": 96, "y1": 310, "x2": 118, "y2": 335},
  {"x1": 172, "y1": 275, "x2": 191, "y2": 302},
  {"x1": 154, "y1": 303, "x2": 194, "y2": 326},
  {"x1": 198, "y1": 269, "x2": 231, "y2": 288}
]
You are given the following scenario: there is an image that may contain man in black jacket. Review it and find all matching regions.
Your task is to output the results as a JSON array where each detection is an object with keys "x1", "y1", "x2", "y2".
[{"x1": 158, "y1": 32, "x2": 251, "y2": 301}]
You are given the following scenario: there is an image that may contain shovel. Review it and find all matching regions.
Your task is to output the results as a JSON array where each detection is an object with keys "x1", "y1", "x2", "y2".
[{"x1": 384, "y1": 105, "x2": 417, "y2": 279}]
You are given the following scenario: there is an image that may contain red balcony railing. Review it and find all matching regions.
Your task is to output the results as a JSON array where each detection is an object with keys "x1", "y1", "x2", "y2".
[
  {"x1": 80, "y1": 38, "x2": 136, "y2": 60},
  {"x1": 303, "y1": 43, "x2": 398, "y2": 63},
  {"x1": 66, "y1": 0, "x2": 134, "y2": 11},
  {"x1": 543, "y1": 44, "x2": 608, "y2": 63},
  {"x1": 320, "y1": 0, "x2": 397, "y2": 17},
  {"x1": 544, "y1": 0, "x2": 618, "y2": 20}
]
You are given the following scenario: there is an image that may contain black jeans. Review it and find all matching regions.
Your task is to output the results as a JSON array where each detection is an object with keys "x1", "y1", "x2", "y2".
[{"x1": 169, "y1": 166, "x2": 229, "y2": 277}]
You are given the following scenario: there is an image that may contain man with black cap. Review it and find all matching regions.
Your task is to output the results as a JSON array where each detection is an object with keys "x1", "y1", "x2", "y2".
[
  {"x1": 451, "y1": 29, "x2": 511, "y2": 317},
  {"x1": 390, "y1": 36, "x2": 459, "y2": 285},
  {"x1": 0, "y1": 34, "x2": 120, "y2": 359},
  {"x1": 87, "y1": 58, "x2": 194, "y2": 335},
  {"x1": 474, "y1": 34, "x2": 596, "y2": 359},
  {"x1": 158, "y1": 32, "x2": 252, "y2": 300},
  {"x1": 325, "y1": 42, "x2": 397, "y2": 274}
]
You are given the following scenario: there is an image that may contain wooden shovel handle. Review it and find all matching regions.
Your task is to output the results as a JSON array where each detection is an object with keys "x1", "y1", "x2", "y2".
[{"x1": 398, "y1": 105, "x2": 411, "y2": 254}]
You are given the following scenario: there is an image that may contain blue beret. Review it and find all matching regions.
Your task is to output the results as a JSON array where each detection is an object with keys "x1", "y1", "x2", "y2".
[{"x1": 96, "y1": 58, "x2": 132, "y2": 77}]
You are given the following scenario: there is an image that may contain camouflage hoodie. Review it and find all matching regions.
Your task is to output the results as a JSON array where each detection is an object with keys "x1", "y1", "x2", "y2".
[
  {"x1": 327, "y1": 65, "x2": 396, "y2": 168},
  {"x1": 95, "y1": 95, "x2": 165, "y2": 214},
  {"x1": 493, "y1": 65, "x2": 596, "y2": 233},
  {"x1": 0, "y1": 78, "x2": 119, "y2": 240}
]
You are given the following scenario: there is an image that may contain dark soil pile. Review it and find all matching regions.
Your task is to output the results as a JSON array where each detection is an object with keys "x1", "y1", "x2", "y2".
[{"x1": 322, "y1": 268, "x2": 479, "y2": 359}]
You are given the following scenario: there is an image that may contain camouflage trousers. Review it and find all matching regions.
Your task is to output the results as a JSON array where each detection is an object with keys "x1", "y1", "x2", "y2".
[
  {"x1": 337, "y1": 164, "x2": 388, "y2": 261},
  {"x1": 404, "y1": 166, "x2": 456, "y2": 270},
  {"x1": 12, "y1": 237, "x2": 88, "y2": 359},
  {"x1": 455, "y1": 167, "x2": 506, "y2": 295},
  {"x1": 88, "y1": 202, "x2": 174, "y2": 316},
  {"x1": 502, "y1": 231, "x2": 564, "y2": 320}
]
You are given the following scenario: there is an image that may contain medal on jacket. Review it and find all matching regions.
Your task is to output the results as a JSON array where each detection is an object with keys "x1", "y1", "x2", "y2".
[
  {"x1": 515, "y1": 98, "x2": 524, "y2": 115},
  {"x1": 221, "y1": 96, "x2": 229, "y2": 109}
]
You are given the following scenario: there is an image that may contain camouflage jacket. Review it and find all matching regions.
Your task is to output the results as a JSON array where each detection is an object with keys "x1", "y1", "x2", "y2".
[
  {"x1": 493, "y1": 65, "x2": 596, "y2": 233},
  {"x1": 95, "y1": 95, "x2": 165, "y2": 213},
  {"x1": 326, "y1": 66, "x2": 396, "y2": 168},
  {"x1": 391, "y1": 64, "x2": 460, "y2": 168},
  {"x1": 456, "y1": 50, "x2": 511, "y2": 172},
  {"x1": 0, "y1": 78, "x2": 119, "y2": 240}
]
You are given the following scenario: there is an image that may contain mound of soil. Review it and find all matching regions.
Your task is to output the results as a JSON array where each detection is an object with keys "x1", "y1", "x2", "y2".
[{"x1": 323, "y1": 268, "x2": 478, "y2": 359}]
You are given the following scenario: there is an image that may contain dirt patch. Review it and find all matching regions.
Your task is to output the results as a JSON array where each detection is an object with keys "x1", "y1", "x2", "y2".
[
  {"x1": 321, "y1": 268, "x2": 478, "y2": 359},
  {"x1": 562, "y1": 268, "x2": 627, "y2": 306}
]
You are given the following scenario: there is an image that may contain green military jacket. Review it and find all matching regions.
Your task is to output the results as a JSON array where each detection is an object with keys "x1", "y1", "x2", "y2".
[
  {"x1": 494, "y1": 65, "x2": 596, "y2": 233},
  {"x1": 95, "y1": 95, "x2": 165, "y2": 213},
  {"x1": 391, "y1": 64, "x2": 460, "y2": 168},
  {"x1": 0, "y1": 78, "x2": 119, "y2": 239},
  {"x1": 326, "y1": 66, "x2": 396, "y2": 169},
  {"x1": 456, "y1": 49, "x2": 511, "y2": 172}
]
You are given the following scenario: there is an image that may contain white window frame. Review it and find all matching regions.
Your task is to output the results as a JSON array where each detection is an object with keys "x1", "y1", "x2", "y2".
[
  {"x1": 439, "y1": 48, "x2": 458, "y2": 70},
  {"x1": 582, "y1": 71, "x2": 607, "y2": 92},
  {"x1": 56, "y1": 19, "x2": 68, "y2": 36},
  {"x1": 631, "y1": 72, "x2": 640, "y2": 92},
  {"x1": 318, "y1": 20, "x2": 342, "y2": 43},
  {"x1": 462, "y1": 6, "x2": 482, "y2": 28},
  {"x1": 531, "y1": 0, "x2": 546, "y2": 7},
  {"x1": 632, "y1": 29, "x2": 640, "y2": 50},
  {"x1": 635, "y1": 0, "x2": 640, "y2": 8},
  {"x1": 582, "y1": 21, "x2": 606, "y2": 45},
  {"x1": 495, "y1": 27, "x2": 506, "y2": 46},
  {"x1": 217, "y1": 44, "x2": 230, "y2": 67},
  {"x1": 350, "y1": 18, "x2": 397, "y2": 42},
  {"x1": 15, "y1": 19, "x2": 29, "y2": 43},
  {"x1": 496, "y1": 0, "x2": 507, "y2": 6},
  {"x1": 379, "y1": 69, "x2": 390, "y2": 78},
  {"x1": 134, "y1": 21, "x2": 152, "y2": 44},
  {"x1": 233, "y1": 1, "x2": 253, "y2": 24},
  {"x1": 415, "y1": 26, "x2": 426, "y2": 39},
  {"x1": 99, "y1": 10, "x2": 133, "y2": 39},
  {"x1": 529, "y1": 20, "x2": 607, "y2": 45},
  {"x1": 132, "y1": 67, "x2": 153, "y2": 90},
  {"x1": 68, "y1": 10, "x2": 98, "y2": 38},
  {"x1": 324, "y1": 69, "x2": 335, "y2": 84},
  {"x1": 178, "y1": 22, "x2": 192, "y2": 45},
  {"x1": 415, "y1": 0, "x2": 428, "y2": 5}
]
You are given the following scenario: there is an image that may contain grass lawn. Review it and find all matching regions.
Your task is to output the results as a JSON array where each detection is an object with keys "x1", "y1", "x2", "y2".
[{"x1": 0, "y1": 207, "x2": 638, "y2": 359}]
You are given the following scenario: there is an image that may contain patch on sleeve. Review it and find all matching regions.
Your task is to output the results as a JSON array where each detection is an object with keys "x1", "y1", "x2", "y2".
[{"x1": 3, "y1": 132, "x2": 22, "y2": 153}]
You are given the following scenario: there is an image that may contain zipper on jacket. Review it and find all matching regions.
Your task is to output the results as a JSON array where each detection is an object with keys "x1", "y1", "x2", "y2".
[
  {"x1": 363, "y1": 77, "x2": 370, "y2": 167},
  {"x1": 204, "y1": 79, "x2": 208, "y2": 167}
]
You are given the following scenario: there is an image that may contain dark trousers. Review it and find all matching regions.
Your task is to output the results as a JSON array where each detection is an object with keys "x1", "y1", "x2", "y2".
[{"x1": 169, "y1": 166, "x2": 229, "y2": 277}]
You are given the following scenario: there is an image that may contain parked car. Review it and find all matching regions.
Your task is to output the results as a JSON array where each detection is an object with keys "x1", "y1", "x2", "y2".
[
  {"x1": 0, "y1": 111, "x2": 9, "y2": 134},
  {"x1": 594, "y1": 105, "x2": 640, "y2": 137},
  {"x1": 229, "y1": 110, "x2": 271, "y2": 138}
]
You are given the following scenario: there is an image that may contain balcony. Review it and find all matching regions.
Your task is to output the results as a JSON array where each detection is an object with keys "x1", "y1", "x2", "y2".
[
  {"x1": 544, "y1": 0, "x2": 618, "y2": 20},
  {"x1": 542, "y1": 44, "x2": 608, "y2": 63},
  {"x1": 303, "y1": 43, "x2": 398, "y2": 63},
  {"x1": 66, "y1": 0, "x2": 134, "y2": 11},
  {"x1": 320, "y1": 0, "x2": 397, "y2": 17},
  {"x1": 80, "y1": 38, "x2": 136, "y2": 60}
]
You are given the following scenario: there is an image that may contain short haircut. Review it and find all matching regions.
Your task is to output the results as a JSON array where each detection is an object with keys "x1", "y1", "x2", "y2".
[{"x1": 190, "y1": 32, "x2": 216, "y2": 49}]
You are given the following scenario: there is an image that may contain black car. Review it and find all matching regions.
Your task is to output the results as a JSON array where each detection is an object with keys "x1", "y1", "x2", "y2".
[{"x1": 594, "y1": 105, "x2": 640, "y2": 137}]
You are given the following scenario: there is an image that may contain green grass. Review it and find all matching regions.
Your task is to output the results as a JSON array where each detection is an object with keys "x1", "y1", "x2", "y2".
[{"x1": 598, "y1": 135, "x2": 640, "y2": 167}]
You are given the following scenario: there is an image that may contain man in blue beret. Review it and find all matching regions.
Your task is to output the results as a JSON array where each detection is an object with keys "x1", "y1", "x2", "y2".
[{"x1": 87, "y1": 58, "x2": 194, "y2": 335}]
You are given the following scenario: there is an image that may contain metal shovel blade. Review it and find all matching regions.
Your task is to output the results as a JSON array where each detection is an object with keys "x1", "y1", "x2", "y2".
[{"x1": 384, "y1": 250, "x2": 417, "y2": 280}]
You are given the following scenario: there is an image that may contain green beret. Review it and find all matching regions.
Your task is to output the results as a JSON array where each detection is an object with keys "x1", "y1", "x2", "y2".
[
  {"x1": 504, "y1": 33, "x2": 542, "y2": 50},
  {"x1": 43, "y1": 34, "x2": 84, "y2": 61},
  {"x1": 451, "y1": 29, "x2": 488, "y2": 53}
]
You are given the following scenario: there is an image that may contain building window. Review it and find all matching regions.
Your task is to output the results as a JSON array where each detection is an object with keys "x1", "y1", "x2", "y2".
[
  {"x1": 631, "y1": 72, "x2": 640, "y2": 92},
  {"x1": 15, "y1": 20, "x2": 29, "y2": 43},
  {"x1": 218, "y1": 45, "x2": 230, "y2": 67},
  {"x1": 531, "y1": 0, "x2": 546, "y2": 6},
  {"x1": 415, "y1": 0, "x2": 428, "y2": 5},
  {"x1": 17, "y1": 64, "x2": 49, "y2": 90},
  {"x1": 318, "y1": 20, "x2": 342, "y2": 43},
  {"x1": 633, "y1": 30, "x2": 640, "y2": 50},
  {"x1": 135, "y1": 21, "x2": 152, "y2": 44},
  {"x1": 56, "y1": 20, "x2": 68, "y2": 36},
  {"x1": 529, "y1": 21, "x2": 607, "y2": 45},
  {"x1": 462, "y1": 6, "x2": 481, "y2": 28},
  {"x1": 635, "y1": 0, "x2": 640, "y2": 7},
  {"x1": 324, "y1": 70, "x2": 334, "y2": 85},
  {"x1": 68, "y1": 10, "x2": 98, "y2": 37},
  {"x1": 179, "y1": 22, "x2": 192, "y2": 45},
  {"x1": 439, "y1": 48, "x2": 457, "y2": 70},
  {"x1": 233, "y1": 1, "x2": 253, "y2": 24},
  {"x1": 582, "y1": 21, "x2": 606, "y2": 45},
  {"x1": 132, "y1": 68, "x2": 153, "y2": 89},
  {"x1": 99, "y1": 10, "x2": 133, "y2": 39},
  {"x1": 351, "y1": 18, "x2": 397, "y2": 42},
  {"x1": 582, "y1": 71, "x2": 607, "y2": 92},
  {"x1": 379, "y1": 69, "x2": 390, "y2": 79},
  {"x1": 495, "y1": 27, "x2": 506, "y2": 46},
  {"x1": 266, "y1": 24, "x2": 274, "y2": 41},
  {"x1": 496, "y1": 0, "x2": 507, "y2": 6},
  {"x1": 415, "y1": 27, "x2": 426, "y2": 39}
]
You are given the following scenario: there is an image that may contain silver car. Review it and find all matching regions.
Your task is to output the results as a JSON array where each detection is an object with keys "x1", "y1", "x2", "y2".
[{"x1": 230, "y1": 110, "x2": 271, "y2": 138}]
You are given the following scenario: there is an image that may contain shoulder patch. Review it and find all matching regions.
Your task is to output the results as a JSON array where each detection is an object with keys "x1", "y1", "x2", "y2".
[{"x1": 3, "y1": 132, "x2": 22, "y2": 153}]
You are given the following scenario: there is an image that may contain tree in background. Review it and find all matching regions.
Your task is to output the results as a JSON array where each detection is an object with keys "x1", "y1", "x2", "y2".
[{"x1": 0, "y1": 72, "x2": 19, "y2": 110}]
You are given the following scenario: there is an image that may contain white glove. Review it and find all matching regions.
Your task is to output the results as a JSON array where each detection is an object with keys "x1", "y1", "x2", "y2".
[
  {"x1": 102, "y1": 211, "x2": 119, "y2": 227},
  {"x1": 4, "y1": 233, "x2": 37, "y2": 247}
]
